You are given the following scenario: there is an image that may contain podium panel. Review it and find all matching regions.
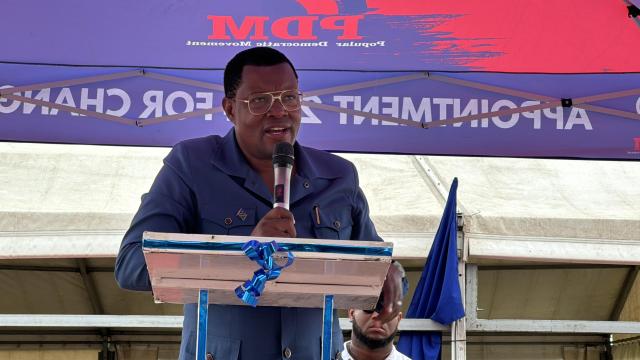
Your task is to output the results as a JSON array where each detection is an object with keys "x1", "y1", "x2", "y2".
[{"x1": 143, "y1": 232, "x2": 393, "y2": 310}]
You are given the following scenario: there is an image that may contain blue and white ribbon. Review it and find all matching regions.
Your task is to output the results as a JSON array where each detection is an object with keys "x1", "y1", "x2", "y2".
[{"x1": 234, "y1": 240, "x2": 295, "y2": 307}]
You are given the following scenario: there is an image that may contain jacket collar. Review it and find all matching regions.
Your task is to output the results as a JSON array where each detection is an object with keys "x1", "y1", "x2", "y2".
[{"x1": 209, "y1": 128, "x2": 253, "y2": 179}]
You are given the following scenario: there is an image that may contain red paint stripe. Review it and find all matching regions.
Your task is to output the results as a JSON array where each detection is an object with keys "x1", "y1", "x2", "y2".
[
  {"x1": 368, "y1": 0, "x2": 640, "y2": 72},
  {"x1": 295, "y1": 0, "x2": 339, "y2": 15}
]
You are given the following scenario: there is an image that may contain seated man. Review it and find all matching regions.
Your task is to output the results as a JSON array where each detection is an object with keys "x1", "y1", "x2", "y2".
[{"x1": 340, "y1": 282, "x2": 411, "y2": 360}]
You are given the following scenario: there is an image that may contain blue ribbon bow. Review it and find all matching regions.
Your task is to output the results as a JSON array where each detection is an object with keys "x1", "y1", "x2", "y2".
[{"x1": 235, "y1": 240, "x2": 295, "y2": 307}]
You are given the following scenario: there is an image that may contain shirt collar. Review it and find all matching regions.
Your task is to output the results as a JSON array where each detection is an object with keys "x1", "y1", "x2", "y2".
[
  {"x1": 294, "y1": 142, "x2": 343, "y2": 180},
  {"x1": 342, "y1": 341, "x2": 402, "y2": 360}
]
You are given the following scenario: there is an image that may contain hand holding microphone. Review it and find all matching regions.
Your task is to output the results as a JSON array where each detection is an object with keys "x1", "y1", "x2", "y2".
[
  {"x1": 251, "y1": 207, "x2": 296, "y2": 238},
  {"x1": 250, "y1": 142, "x2": 297, "y2": 238}
]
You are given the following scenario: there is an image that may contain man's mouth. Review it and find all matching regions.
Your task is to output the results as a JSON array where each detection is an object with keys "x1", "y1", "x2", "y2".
[
  {"x1": 265, "y1": 127, "x2": 290, "y2": 137},
  {"x1": 367, "y1": 327, "x2": 387, "y2": 335}
]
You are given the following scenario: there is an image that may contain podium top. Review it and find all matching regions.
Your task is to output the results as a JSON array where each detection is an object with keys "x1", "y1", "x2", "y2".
[{"x1": 142, "y1": 231, "x2": 393, "y2": 260}]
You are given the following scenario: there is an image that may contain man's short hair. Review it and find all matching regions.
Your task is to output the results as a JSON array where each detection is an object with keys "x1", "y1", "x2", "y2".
[{"x1": 223, "y1": 47, "x2": 299, "y2": 98}]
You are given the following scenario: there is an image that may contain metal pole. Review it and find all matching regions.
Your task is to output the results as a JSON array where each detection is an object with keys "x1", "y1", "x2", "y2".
[
  {"x1": 196, "y1": 290, "x2": 209, "y2": 360},
  {"x1": 452, "y1": 215, "x2": 467, "y2": 360},
  {"x1": 322, "y1": 295, "x2": 334, "y2": 360}
]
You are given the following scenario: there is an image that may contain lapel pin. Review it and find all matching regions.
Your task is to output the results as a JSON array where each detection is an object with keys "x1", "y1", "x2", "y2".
[{"x1": 236, "y1": 208, "x2": 248, "y2": 222}]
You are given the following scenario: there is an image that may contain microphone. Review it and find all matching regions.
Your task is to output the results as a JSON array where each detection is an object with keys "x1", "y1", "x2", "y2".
[{"x1": 272, "y1": 142, "x2": 294, "y2": 210}]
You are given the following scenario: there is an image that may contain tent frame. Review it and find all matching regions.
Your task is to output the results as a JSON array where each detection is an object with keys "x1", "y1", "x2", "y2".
[
  {"x1": 2, "y1": 225, "x2": 640, "y2": 358},
  {"x1": 2, "y1": 69, "x2": 639, "y2": 134},
  {"x1": 2, "y1": 71, "x2": 640, "y2": 357}
]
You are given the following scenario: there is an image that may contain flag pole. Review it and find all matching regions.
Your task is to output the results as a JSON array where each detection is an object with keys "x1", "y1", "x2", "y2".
[{"x1": 452, "y1": 212, "x2": 467, "y2": 360}]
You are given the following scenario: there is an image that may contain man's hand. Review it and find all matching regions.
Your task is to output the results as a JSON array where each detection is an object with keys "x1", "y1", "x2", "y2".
[
  {"x1": 251, "y1": 207, "x2": 297, "y2": 238},
  {"x1": 376, "y1": 261, "x2": 405, "y2": 323}
]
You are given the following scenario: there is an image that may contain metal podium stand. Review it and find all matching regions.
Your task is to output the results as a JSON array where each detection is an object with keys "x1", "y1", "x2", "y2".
[{"x1": 142, "y1": 231, "x2": 392, "y2": 360}]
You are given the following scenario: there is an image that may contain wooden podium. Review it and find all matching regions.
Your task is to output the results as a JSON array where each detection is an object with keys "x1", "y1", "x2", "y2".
[{"x1": 142, "y1": 231, "x2": 393, "y2": 360}]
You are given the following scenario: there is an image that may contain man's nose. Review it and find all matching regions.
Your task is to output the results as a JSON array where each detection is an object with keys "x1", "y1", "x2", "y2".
[
  {"x1": 267, "y1": 98, "x2": 287, "y2": 116},
  {"x1": 369, "y1": 316, "x2": 384, "y2": 328}
]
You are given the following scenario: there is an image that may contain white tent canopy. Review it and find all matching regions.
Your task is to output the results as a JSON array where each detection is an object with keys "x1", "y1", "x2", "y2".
[
  {"x1": 2, "y1": 142, "x2": 638, "y2": 257},
  {"x1": 1, "y1": 141, "x2": 639, "y2": 359}
]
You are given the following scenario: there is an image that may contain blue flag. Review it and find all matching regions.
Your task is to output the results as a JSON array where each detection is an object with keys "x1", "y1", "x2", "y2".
[{"x1": 397, "y1": 178, "x2": 465, "y2": 359}]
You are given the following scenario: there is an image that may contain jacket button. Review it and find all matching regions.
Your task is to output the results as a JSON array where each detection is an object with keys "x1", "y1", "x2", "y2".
[
  {"x1": 303, "y1": 180, "x2": 310, "y2": 188},
  {"x1": 333, "y1": 220, "x2": 341, "y2": 229},
  {"x1": 283, "y1": 347, "x2": 292, "y2": 359},
  {"x1": 224, "y1": 217, "x2": 233, "y2": 225},
  {"x1": 206, "y1": 353, "x2": 214, "y2": 360}
]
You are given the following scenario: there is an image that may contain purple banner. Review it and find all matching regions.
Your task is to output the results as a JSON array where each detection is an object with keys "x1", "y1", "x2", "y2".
[
  {"x1": 2, "y1": 0, "x2": 639, "y2": 73},
  {"x1": 1, "y1": 64, "x2": 639, "y2": 160},
  {"x1": 2, "y1": 0, "x2": 639, "y2": 158}
]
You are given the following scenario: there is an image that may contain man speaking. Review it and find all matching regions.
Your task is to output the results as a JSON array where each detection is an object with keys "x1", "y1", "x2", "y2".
[{"x1": 115, "y1": 47, "x2": 404, "y2": 360}]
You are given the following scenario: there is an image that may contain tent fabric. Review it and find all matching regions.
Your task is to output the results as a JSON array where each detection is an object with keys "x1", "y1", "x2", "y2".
[
  {"x1": 0, "y1": 142, "x2": 639, "y2": 357},
  {"x1": 425, "y1": 156, "x2": 640, "y2": 242},
  {"x1": 615, "y1": 273, "x2": 640, "y2": 344},
  {"x1": 0, "y1": 258, "x2": 181, "y2": 316},
  {"x1": 442, "y1": 344, "x2": 602, "y2": 360},
  {"x1": 115, "y1": 347, "x2": 157, "y2": 360},
  {"x1": 477, "y1": 268, "x2": 628, "y2": 321},
  {"x1": 2, "y1": 142, "x2": 639, "y2": 241},
  {"x1": 561, "y1": 346, "x2": 605, "y2": 360},
  {"x1": 1, "y1": 141, "x2": 638, "y2": 265},
  {"x1": 0, "y1": 350, "x2": 99, "y2": 360},
  {"x1": 115, "y1": 346, "x2": 179, "y2": 360},
  {"x1": 0, "y1": 268, "x2": 94, "y2": 314},
  {"x1": 0, "y1": 142, "x2": 167, "y2": 233},
  {"x1": 0, "y1": 142, "x2": 445, "y2": 246},
  {"x1": 2, "y1": 1, "x2": 639, "y2": 357},
  {"x1": 613, "y1": 342, "x2": 640, "y2": 359},
  {"x1": 1, "y1": 141, "x2": 638, "y2": 263},
  {"x1": 619, "y1": 271, "x2": 640, "y2": 322}
]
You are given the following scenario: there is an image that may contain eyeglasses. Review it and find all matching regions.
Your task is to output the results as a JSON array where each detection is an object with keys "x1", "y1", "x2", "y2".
[{"x1": 238, "y1": 89, "x2": 303, "y2": 115}]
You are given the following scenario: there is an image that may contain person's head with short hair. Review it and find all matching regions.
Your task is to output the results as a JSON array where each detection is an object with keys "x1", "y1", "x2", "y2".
[
  {"x1": 222, "y1": 47, "x2": 302, "y2": 170},
  {"x1": 223, "y1": 47, "x2": 298, "y2": 99},
  {"x1": 348, "y1": 307, "x2": 402, "y2": 355},
  {"x1": 345, "y1": 275, "x2": 409, "y2": 360}
]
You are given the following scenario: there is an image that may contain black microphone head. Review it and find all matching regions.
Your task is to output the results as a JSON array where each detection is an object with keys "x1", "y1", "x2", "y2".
[{"x1": 272, "y1": 142, "x2": 295, "y2": 166}]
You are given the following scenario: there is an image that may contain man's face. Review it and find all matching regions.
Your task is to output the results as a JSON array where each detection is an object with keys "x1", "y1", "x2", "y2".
[
  {"x1": 349, "y1": 309, "x2": 402, "y2": 350},
  {"x1": 223, "y1": 63, "x2": 301, "y2": 163}
]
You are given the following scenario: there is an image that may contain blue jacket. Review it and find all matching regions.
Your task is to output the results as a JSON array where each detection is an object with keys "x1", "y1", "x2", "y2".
[{"x1": 115, "y1": 129, "x2": 381, "y2": 360}]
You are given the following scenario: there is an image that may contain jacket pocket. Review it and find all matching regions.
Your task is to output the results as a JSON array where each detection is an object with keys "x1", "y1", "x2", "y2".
[
  {"x1": 207, "y1": 335, "x2": 241, "y2": 360},
  {"x1": 200, "y1": 203, "x2": 257, "y2": 236},
  {"x1": 311, "y1": 205, "x2": 353, "y2": 240}
]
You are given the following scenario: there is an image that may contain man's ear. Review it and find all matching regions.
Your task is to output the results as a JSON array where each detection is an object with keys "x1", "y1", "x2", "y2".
[
  {"x1": 222, "y1": 97, "x2": 236, "y2": 124},
  {"x1": 348, "y1": 309, "x2": 355, "y2": 321},
  {"x1": 397, "y1": 312, "x2": 403, "y2": 322}
]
